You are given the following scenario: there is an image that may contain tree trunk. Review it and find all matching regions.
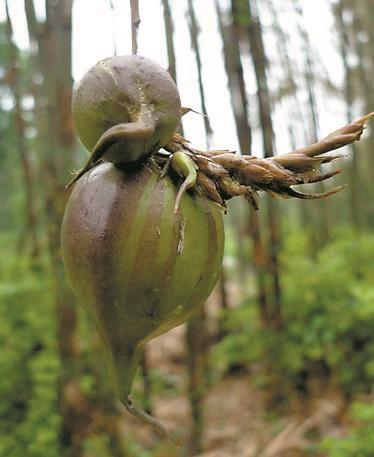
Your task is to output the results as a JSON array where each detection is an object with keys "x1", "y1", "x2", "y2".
[
  {"x1": 24, "y1": 1, "x2": 125, "y2": 455},
  {"x1": 266, "y1": 0, "x2": 308, "y2": 142},
  {"x1": 335, "y1": 0, "x2": 361, "y2": 230},
  {"x1": 243, "y1": 0, "x2": 282, "y2": 328},
  {"x1": 187, "y1": 0, "x2": 213, "y2": 147},
  {"x1": 185, "y1": 2, "x2": 215, "y2": 449},
  {"x1": 186, "y1": 310, "x2": 210, "y2": 456},
  {"x1": 293, "y1": 0, "x2": 331, "y2": 244},
  {"x1": 42, "y1": 2, "x2": 87, "y2": 454},
  {"x1": 217, "y1": 0, "x2": 271, "y2": 326},
  {"x1": 161, "y1": 0, "x2": 177, "y2": 83},
  {"x1": 217, "y1": 0, "x2": 252, "y2": 154},
  {"x1": 350, "y1": 1, "x2": 373, "y2": 226},
  {"x1": 161, "y1": 0, "x2": 184, "y2": 137},
  {"x1": 4, "y1": 1, "x2": 40, "y2": 262}
]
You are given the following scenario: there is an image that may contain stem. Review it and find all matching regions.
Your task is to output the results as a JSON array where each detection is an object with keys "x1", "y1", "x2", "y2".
[
  {"x1": 108, "y1": 0, "x2": 118, "y2": 55},
  {"x1": 130, "y1": 0, "x2": 140, "y2": 55},
  {"x1": 161, "y1": 0, "x2": 177, "y2": 81},
  {"x1": 171, "y1": 151, "x2": 197, "y2": 213},
  {"x1": 118, "y1": 398, "x2": 177, "y2": 445}
]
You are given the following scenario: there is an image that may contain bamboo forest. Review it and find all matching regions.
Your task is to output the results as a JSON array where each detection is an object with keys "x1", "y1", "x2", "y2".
[{"x1": 0, "y1": 0, "x2": 373, "y2": 456}]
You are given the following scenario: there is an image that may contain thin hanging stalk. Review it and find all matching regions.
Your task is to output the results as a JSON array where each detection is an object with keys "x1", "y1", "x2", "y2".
[
  {"x1": 108, "y1": 0, "x2": 118, "y2": 55},
  {"x1": 161, "y1": 0, "x2": 177, "y2": 82},
  {"x1": 130, "y1": 0, "x2": 140, "y2": 54},
  {"x1": 161, "y1": 0, "x2": 185, "y2": 135}
]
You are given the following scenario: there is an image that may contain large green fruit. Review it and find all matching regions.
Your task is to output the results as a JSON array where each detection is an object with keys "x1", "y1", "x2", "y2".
[
  {"x1": 61, "y1": 162, "x2": 224, "y2": 432},
  {"x1": 72, "y1": 55, "x2": 181, "y2": 163}
]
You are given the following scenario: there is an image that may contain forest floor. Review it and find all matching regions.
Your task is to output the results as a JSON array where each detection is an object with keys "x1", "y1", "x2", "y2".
[{"x1": 119, "y1": 292, "x2": 349, "y2": 457}]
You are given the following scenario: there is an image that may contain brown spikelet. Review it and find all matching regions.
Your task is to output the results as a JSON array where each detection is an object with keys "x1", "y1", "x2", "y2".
[{"x1": 157, "y1": 112, "x2": 373, "y2": 210}]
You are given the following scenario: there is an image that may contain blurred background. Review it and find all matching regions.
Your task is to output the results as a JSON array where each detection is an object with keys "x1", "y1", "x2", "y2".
[{"x1": 0, "y1": 0, "x2": 373, "y2": 456}]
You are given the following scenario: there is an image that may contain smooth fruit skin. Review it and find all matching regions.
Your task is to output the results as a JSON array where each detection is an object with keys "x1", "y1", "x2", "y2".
[
  {"x1": 61, "y1": 163, "x2": 224, "y2": 402},
  {"x1": 72, "y1": 55, "x2": 181, "y2": 162}
]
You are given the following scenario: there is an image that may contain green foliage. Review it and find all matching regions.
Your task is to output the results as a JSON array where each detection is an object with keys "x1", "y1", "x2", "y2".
[
  {"x1": 124, "y1": 442, "x2": 153, "y2": 457},
  {"x1": 0, "y1": 237, "x2": 60, "y2": 457},
  {"x1": 320, "y1": 401, "x2": 374, "y2": 456},
  {"x1": 214, "y1": 229, "x2": 374, "y2": 396}
]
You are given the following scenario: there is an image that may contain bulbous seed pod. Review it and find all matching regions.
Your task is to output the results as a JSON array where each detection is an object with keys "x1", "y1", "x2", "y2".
[
  {"x1": 72, "y1": 55, "x2": 181, "y2": 163},
  {"x1": 61, "y1": 162, "x2": 224, "y2": 436}
]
